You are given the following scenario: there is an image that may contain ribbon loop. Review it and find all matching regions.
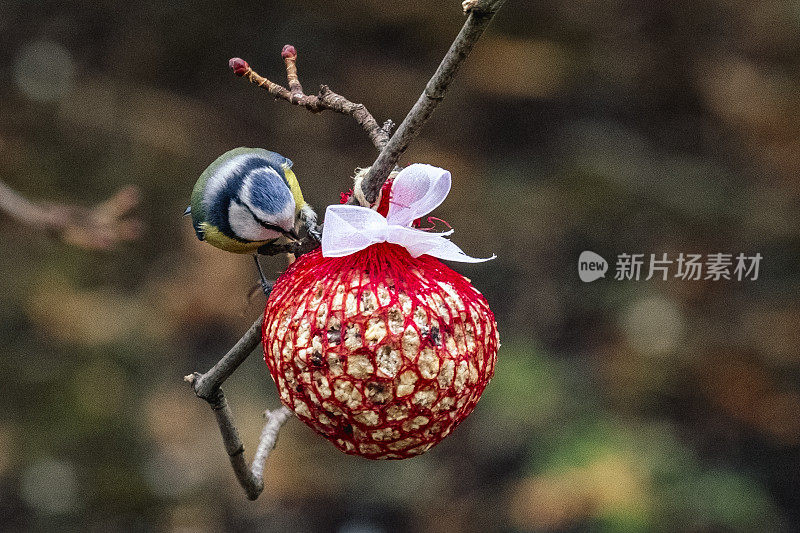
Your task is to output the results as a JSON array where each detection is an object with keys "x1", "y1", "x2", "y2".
[
  {"x1": 386, "y1": 163, "x2": 452, "y2": 226},
  {"x1": 321, "y1": 164, "x2": 495, "y2": 263}
]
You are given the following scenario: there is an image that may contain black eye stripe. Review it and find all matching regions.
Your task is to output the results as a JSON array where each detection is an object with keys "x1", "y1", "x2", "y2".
[{"x1": 233, "y1": 198, "x2": 291, "y2": 236}]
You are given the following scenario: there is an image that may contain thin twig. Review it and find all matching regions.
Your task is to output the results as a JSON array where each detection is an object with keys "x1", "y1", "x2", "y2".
[
  {"x1": 208, "y1": 387, "x2": 260, "y2": 499},
  {"x1": 0, "y1": 179, "x2": 142, "y2": 250},
  {"x1": 230, "y1": 48, "x2": 390, "y2": 151},
  {"x1": 184, "y1": 316, "x2": 292, "y2": 500},
  {"x1": 186, "y1": 383, "x2": 291, "y2": 500},
  {"x1": 381, "y1": 119, "x2": 396, "y2": 137},
  {"x1": 185, "y1": 299, "x2": 292, "y2": 500},
  {"x1": 351, "y1": 1, "x2": 507, "y2": 205},
  {"x1": 282, "y1": 45, "x2": 304, "y2": 99},
  {"x1": 188, "y1": 315, "x2": 265, "y2": 401},
  {"x1": 251, "y1": 406, "x2": 293, "y2": 482}
]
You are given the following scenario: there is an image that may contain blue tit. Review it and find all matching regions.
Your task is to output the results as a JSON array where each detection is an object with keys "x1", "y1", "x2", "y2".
[{"x1": 185, "y1": 147, "x2": 317, "y2": 254}]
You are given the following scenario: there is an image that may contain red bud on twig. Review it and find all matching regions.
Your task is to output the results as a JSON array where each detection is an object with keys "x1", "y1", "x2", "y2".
[
  {"x1": 281, "y1": 45, "x2": 297, "y2": 59},
  {"x1": 229, "y1": 57, "x2": 250, "y2": 77}
]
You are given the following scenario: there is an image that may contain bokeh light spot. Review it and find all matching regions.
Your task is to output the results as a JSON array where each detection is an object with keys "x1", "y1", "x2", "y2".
[
  {"x1": 20, "y1": 457, "x2": 80, "y2": 515},
  {"x1": 622, "y1": 295, "x2": 684, "y2": 356},
  {"x1": 14, "y1": 39, "x2": 75, "y2": 103}
]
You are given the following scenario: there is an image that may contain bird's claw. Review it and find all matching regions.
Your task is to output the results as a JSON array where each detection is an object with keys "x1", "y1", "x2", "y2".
[{"x1": 306, "y1": 224, "x2": 322, "y2": 242}]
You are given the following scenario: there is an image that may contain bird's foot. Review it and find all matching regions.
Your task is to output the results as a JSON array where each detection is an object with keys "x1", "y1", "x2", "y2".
[{"x1": 252, "y1": 255, "x2": 275, "y2": 297}]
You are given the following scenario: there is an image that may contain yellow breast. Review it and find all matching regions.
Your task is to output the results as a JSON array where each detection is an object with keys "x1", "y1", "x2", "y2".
[{"x1": 200, "y1": 223, "x2": 270, "y2": 254}]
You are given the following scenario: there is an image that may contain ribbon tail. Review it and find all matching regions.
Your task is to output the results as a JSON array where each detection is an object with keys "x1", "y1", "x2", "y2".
[
  {"x1": 423, "y1": 238, "x2": 497, "y2": 263},
  {"x1": 388, "y1": 226, "x2": 495, "y2": 263},
  {"x1": 429, "y1": 229, "x2": 454, "y2": 237}
]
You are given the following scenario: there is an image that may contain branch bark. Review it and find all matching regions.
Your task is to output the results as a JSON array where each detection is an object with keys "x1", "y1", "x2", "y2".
[
  {"x1": 230, "y1": 48, "x2": 390, "y2": 152},
  {"x1": 187, "y1": 315, "x2": 265, "y2": 401},
  {"x1": 189, "y1": 383, "x2": 291, "y2": 500},
  {"x1": 251, "y1": 406, "x2": 293, "y2": 482},
  {"x1": 184, "y1": 312, "x2": 293, "y2": 500},
  {"x1": 351, "y1": 2, "x2": 506, "y2": 204},
  {"x1": 0, "y1": 180, "x2": 142, "y2": 250}
]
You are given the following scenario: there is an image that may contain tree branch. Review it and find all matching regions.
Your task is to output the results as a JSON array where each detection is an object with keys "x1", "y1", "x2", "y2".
[
  {"x1": 187, "y1": 315, "x2": 265, "y2": 402},
  {"x1": 187, "y1": 383, "x2": 291, "y2": 500},
  {"x1": 184, "y1": 311, "x2": 293, "y2": 500},
  {"x1": 251, "y1": 406, "x2": 293, "y2": 482},
  {"x1": 188, "y1": 1, "x2": 505, "y2": 500},
  {"x1": 0, "y1": 180, "x2": 142, "y2": 250},
  {"x1": 230, "y1": 47, "x2": 390, "y2": 152},
  {"x1": 351, "y1": 2, "x2": 506, "y2": 204}
]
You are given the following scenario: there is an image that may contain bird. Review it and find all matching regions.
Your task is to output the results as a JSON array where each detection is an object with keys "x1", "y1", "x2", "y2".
[{"x1": 185, "y1": 147, "x2": 317, "y2": 254}]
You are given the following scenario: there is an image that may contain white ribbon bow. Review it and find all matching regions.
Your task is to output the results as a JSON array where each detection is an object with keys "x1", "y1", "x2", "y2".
[{"x1": 321, "y1": 163, "x2": 495, "y2": 263}]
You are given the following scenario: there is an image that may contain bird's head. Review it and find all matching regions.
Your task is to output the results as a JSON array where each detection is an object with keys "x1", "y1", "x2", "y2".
[
  {"x1": 237, "y1": 164, "x2": 298, "y2": 238},
  {"x1": 189, "y1": 148, "x2": 302, "y2": 248}
]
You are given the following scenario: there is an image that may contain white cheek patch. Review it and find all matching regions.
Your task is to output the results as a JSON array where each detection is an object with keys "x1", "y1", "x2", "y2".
[
  {"x1": 203, "y1": 155, "x2": 251, "y2": 210},
  {"x1": 228, "y1": 200, "x2": 283, "y2": 242}
]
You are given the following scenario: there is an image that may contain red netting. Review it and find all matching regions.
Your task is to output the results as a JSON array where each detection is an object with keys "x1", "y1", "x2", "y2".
[{"x1": 262, "y1": 242, "x2": 499, "y2": 459}]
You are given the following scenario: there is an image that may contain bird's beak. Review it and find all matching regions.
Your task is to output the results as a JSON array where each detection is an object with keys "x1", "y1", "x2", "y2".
[
  {"x1": 283, "y1": 227, "x2": 300, "y2": 240},
  {"x1": 183, "y1": 206, "x2": 191, "y2": 216}
]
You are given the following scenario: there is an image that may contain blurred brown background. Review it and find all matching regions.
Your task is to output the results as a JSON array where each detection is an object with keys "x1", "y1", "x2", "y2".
[{"x1": 1, "y1": 0, "x2": 799, "y2": 531}]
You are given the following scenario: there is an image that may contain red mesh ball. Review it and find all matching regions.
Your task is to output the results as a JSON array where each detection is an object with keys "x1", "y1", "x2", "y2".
[{"x1": 262, "y1": 243, "x2": 499, "y2": 459}]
